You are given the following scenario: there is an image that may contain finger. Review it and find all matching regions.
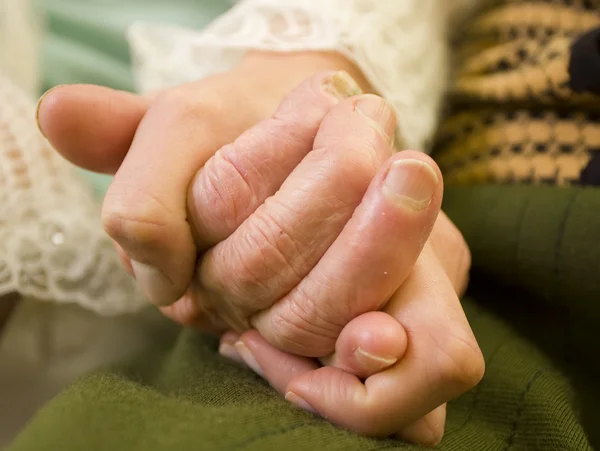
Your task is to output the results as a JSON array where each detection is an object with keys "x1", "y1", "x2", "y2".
[
  {"x1": 159, "y1": 293, "x2": 222, "y2": 333},
  {"x1": 320, "y1": 311, "x2": 407, "y2": 379},
  {"x1": 395, "y1": 405, "x2": 447, "y2": 448},
  {"x1": 101, "y1": 76, "x2": 262, "y2": 307},
  {"x1": 188, "y1": 71, "x2": 362, "y2": 249},
  {"x1": 114, "y1": 242, "x2": 134, "y2": 276},
  {"x1": 235, "y1": 330, "x2": 319, "y2": 394},
  {"x1": 36, "y1": 85, "x2": 150, "y2": 173},
  {"x1": 102, "y1": 71, "x2": 356, "y2": 308},
  {"x1": 252, "y1": 152, "x2": 442, "y2": 356},
  {"x1": 233, "y1": 312, "x2": 407, "y2": 382},
  {"x1": 218, "y1": 331, "x2": 244, "y2": 364},
  {"x1": 196, "y1": 94, "x2": 396, "y2": 331},
  {"x1": 233, "y1": 329, "x2": 445, "y2": 446},
  {"x1": 285, "y1": 247, "x2": 485, "y2": 436},
  {"x1": 430, "y1": 212, "x2": 471, "y2": 296},
  {"x1": 159, "y1": 294, "x2": 203, "y2": 327}
]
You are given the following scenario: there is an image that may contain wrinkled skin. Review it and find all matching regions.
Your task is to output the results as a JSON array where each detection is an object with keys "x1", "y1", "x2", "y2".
[{"x1": 38, "y1": 51, "x2": 483, "y2": 446}]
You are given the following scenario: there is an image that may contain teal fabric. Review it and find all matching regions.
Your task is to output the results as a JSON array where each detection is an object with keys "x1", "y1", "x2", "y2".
[
  {"x1": 34, "y1": 0, "x2": 230, "y2": 195},
  {"x1": 35, "y1": 0, "x2": 229, "y2": 91}
]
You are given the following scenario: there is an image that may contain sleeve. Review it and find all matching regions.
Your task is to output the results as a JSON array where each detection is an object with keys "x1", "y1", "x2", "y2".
[
  {"x1": 0, "y1": 72, "x2": 146, "y2": 316},
  {"x1": 127, "y1": 0, "x2": 487, "y2": 151}
]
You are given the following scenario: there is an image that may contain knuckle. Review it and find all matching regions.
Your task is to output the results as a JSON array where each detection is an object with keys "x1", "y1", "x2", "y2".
[
  {"x1": 160, "y1": 297, "x2": 201, "y2": 327},
  {"x1": 233, "y1": 207, "x2": 304, "y2": 296},
  {"x1": 102, "y1": 182, "x2": 171, "y2": 248},
  {"x1": 338, "y1": 140, "x2": 380, "y2": 181},
  {"x1": 266, "y1": 295, "x2": 341, "y2": 357},
  {"x1": 193, "y1": 145, "x2": 255, "y2": 231},
  {"x1": 314, "y1": 143, "x2": 379, "y2": 201},
  {"x1": 434, "y1": 332, "x2": 485, "y2": 391},
  {"x1": 196, "y1": 253, "x2": 255, "y2": 330},
  {"x1": 261, "y1": 312, "x2": 307, "y2": 353},
  {"x1": 228, "y1": 240, "x2": 272, "y2": 299},
  {"x1": 274, "y1": 71, "x2": 336, "y2": 118},
  {"x1": 202, "y1": 243, "x2": 266, "y2": 309}
]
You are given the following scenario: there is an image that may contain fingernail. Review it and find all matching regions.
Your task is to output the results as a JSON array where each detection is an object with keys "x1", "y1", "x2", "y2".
[
  {"x1": 322, "y1": 71, "x2": 362, "y2": 100},
  {"x1": 234, "y1": 341, "x2": 264, "y2": 378},
  {"x1": 35, "y1": 85, "x2": 63, "y2": 138},
  {"x1": 219, "y1": 343, "x2": 245, "y2": 364},
  {"x1": 355, "y1": 347, "x2": 398, "y2": 372},
  {"x1": 355, "y1": 94, "x2": 396, "y2": 145},
  {"x1": 285, "y1": 391, "x2": 317, "y2": 415},
  {"x1": 383, "y1": 159, "x2": 439, "y2": 211},
  {"x1": 130, "y1": 259, "x2": 177, "y2": 307}
]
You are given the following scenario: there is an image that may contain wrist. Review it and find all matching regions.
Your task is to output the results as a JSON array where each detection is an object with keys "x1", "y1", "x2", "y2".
[
  {"x1": 235, "y1": 50, "x2": 372, "y2": 95},
  {"x1": 226, "y1": 51, "x2": 372, "y2": 120}
]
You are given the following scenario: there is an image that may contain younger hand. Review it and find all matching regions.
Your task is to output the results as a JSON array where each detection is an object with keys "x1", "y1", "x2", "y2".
[{"x1": 224, "y1": 212, "x2": 482, "y2": 446}]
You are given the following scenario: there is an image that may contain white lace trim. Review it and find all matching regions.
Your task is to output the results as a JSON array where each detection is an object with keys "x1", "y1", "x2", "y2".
[
  {"x1": 128, "y1": 0, "x2": 484, "y2": 151},
  {"x1": 0, "y1": 73, "x2": 146, "y2": 315}
]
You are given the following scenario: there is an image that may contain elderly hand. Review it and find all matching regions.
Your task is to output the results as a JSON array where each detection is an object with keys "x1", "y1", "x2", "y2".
[{"x1": 37, "y1": 53, "x2": 436, "y2": 355}]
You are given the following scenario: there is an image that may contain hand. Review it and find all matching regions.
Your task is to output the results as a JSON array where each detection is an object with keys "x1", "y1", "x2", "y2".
[
  {"x1": 220, "y1": 211, "x2": 482, "y2": 446},
  {"x1": 38, "y1": 55, "x2": 484, "y2": 445},
  {"x1": 37, "y1": 51, "x2": 367, "y2": 323},
  {"x1": 38, "y1": 56, "x2": 440, "y2": 358}
]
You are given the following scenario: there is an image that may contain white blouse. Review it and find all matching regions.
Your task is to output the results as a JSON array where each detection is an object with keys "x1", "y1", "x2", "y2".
[{"x1": 129, "y1": 0, "x2": 485, "y2": 152}]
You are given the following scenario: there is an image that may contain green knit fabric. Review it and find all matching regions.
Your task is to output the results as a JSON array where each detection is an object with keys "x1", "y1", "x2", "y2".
[{"x1": 8, "y1": 185, "x2": 599, "y2": 450}]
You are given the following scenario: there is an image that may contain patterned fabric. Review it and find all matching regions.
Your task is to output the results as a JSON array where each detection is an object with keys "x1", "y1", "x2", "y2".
[
  {"x1": 127, "y1": 0, "x2": 485, "y2": 152},
  {"x1": 0, "y1": 74, "x2": 145, "y2": 315},
  {"x1": 434, "y1": 0, "x2": 600, "y2": 186}
]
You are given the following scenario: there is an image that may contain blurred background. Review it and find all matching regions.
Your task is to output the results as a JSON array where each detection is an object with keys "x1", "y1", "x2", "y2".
[{"x1": 5, "y1": 0, "x2": 231, "y2": 194}]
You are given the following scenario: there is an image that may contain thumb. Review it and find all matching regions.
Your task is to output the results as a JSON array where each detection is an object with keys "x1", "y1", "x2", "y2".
[
  {"x1": 36, "y1": 84, "x2": 151, "y2": 174},
  {"x1": 319, "y1": 311, "x2": 407, "y2": 379}
]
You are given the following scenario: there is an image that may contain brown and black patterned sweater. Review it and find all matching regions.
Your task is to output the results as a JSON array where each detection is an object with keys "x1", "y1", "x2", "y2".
[{"x1": 436, "y1": 0, "x2": 600, "y2": 187}]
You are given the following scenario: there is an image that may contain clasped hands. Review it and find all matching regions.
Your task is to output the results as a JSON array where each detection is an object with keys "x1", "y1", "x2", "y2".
[{"x1": 38, "y1": 52, "x2": 484, "y2": 447}]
